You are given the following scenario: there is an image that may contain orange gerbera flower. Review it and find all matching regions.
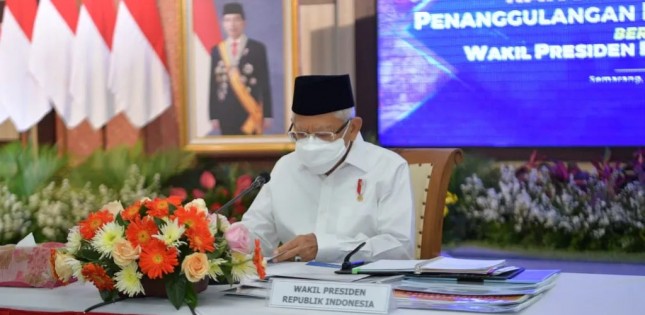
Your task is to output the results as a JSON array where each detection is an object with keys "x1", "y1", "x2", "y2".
[
  {"x1": 121, "y1": 200, "x2": 143, "y2": 221},
  {"x1": 185, "y1": 226, "x2": 215, "y2": 253},
  {"x1": 253, "y1": 239, "x2": 266, "y2": 280},
  {"x1": 79, "y1": 210, "x2": 114, "y2": 240},
  {"x1": 173, "y1": 205, "x2": 207, "y2": 229},
  {"x1": 139, "y1": 239, "x2": 179, "y2": 279},
  {"x1": 167, "y1": 196, "x2": 183, "y2": 207},
  {"x1": 81, "y1": 263, "x2": 115, "y2": 291},
  {"x1": 126, "y1": 217, "x2": 158, "y2": 247},
  {"x1": 145, "y1": 198, "x2": 170, "y2": 218}
]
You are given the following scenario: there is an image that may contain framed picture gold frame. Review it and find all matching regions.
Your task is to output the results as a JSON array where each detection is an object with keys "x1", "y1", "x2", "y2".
[{"x1": 179, "y1": 0, "x2": 298, "y2": 156}]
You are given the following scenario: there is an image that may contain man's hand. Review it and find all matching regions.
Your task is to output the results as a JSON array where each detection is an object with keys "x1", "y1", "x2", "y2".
[{"x1": 273, "y1": 233, "x2": 318, "y2": 263}]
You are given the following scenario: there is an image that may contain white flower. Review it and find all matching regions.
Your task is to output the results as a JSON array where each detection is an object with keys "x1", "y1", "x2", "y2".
[
  {"x1": 102, "y1": 201, "x2": 124, "y2": 216},
  {"x1": 230, "y1": 252, "x2": 256, "y2": 282},
  {"x1": 153, "y1": 218, "x2": 186, "y2": 247},
  {"x1": 208, "y1": 258, "x2": 227, "y2": 280},
  {"x1": 115, "y1": 263, "x2": 144, "y2": 297},
  {"x1": 208, "y1": 213, "x2": 230, "y2": 233},
  {"x1": 592, "y1": 229, "x2": 606, "y2": 239},
  {"x1": 67, "y1": 257, "x2": 84, "y2": 282},
  {"x1": 65, "y1": 226, "x2": 82, "y2": 254},
  {"x1": 185, "y1": 199, "x2": 208, "y2": 215},
  {"x1": 92, "y1": 222, "x2": 125, "y2": 258}
]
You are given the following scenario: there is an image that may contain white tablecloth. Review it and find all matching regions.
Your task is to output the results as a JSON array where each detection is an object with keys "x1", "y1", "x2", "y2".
[{"x1": 0, "y1": 273, "x2": 644, "y2": 314}]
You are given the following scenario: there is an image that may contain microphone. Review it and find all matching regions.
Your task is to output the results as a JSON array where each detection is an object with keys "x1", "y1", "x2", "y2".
[
  {"x1": 212, "y1": 172, "x2": 271, "y2": 214},
  {"x1": 341, "y1": 242, "x2": 367, "y2": 270},
  {"x1": 334, "y1": 242, "x2": 367, "y2": 274}
]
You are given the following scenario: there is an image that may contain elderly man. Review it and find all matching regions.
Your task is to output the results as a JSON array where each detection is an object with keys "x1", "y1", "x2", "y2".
[{"x1": 242, "y1": 74, "x2": 415, "y2": 263}]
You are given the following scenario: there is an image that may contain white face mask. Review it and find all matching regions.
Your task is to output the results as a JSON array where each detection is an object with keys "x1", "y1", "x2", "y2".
[{"x1": 295, "y1": 124, "x2": 350, "y2": 175}]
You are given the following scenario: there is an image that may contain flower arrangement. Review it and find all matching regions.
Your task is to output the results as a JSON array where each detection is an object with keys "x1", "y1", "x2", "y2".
[
  {"x1": 454, "y1": 151, "x2": 645, "y2": 252},
  {"x1": 52, "y1": 197, "x2": 266, "y2": 313}
]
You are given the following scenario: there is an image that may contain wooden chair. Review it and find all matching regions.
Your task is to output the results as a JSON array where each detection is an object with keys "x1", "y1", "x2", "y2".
[{"x1": 393, "y1": 148, "x2": 464, "y2": 259}]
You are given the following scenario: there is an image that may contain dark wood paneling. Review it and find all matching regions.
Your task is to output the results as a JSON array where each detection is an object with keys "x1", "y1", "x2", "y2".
[{"x1": 37, "y1": 111, "x2": 57, "y2": 145}]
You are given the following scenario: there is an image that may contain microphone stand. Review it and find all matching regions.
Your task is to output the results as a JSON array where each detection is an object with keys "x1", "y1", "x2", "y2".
[{"x1": 211, "y1": 179, "x2": 264, "y2": 215}]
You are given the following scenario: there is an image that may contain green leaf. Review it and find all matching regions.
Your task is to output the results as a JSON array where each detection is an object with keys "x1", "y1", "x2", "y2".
[
  {"x1": 99, "y1": 289, "x2": 118, "y2": 302},
  {"x1": 0, "y1": 142, "x2": 67, "y2": 198},
  {"x1": 211, "y1": 239, "x2": 229, "y2": 258},
  {"x1": 154, "y1": 217, "x2": 165, "y2": 227},
  {"x1": 115, "y1": 213, "x2": 126, "y2": 227},
  {"x1": 67, "y1": 141, "x2": 194, "y2": 191},
  {"x1": 184, "y1": 282, "x2": 198, "y2": 310},
  {"x1": 76, "y1": 244, "x2": 102, "y2": 262},
  {"x1": 166, "y1": 274, "x2": 187, "y2": 310},
  {"x1": 139, "y1": 203, "x2": 148, "y2": 217}
]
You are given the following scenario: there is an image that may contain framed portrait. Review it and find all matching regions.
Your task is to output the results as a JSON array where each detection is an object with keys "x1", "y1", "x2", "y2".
[{"x1": 180, "y1": 0, "x2": 298, "y2": 155}]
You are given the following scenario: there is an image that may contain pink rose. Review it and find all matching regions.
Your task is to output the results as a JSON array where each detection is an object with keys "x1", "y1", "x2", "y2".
[
  {"x1": 224, "y1": 222, "x2": 250, "y2": 253},
  {"x1": 200, "y1": 171, "x2": 216, "y2": 190}
]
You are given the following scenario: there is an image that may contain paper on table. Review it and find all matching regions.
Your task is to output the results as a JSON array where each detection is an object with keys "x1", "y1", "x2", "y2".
[
  {"x1": 16, "y1": 233, "x2": 36, "y2": 248},
  {"x1": 266, "y1": 262, "x2": 370, "y2": 282},
  {"x1": 421, "y1": 257, "x2": 505, "y2": 272},
  {"x1": 356, "y1": 257, "x2": 506, "y2": 274},
  {"x1": 355, "y1": 260, "x2": 427, "y2": 271}
]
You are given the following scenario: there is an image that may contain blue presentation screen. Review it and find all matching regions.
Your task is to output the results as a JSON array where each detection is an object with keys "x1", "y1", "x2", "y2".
[{"x1": 377, "y1": 0, "x2": 645, "y2": 147}]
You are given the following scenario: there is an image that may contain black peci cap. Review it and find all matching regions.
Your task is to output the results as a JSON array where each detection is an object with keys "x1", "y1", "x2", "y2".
[
  {"x1": 223, "y1": 2, "x2": 245, "y2": 19},
  {"x1": 291, "y1": 74, "x2": 355, "y2": 116}
]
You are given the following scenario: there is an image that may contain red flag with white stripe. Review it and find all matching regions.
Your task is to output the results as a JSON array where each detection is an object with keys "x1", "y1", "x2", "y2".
[
  {"x1": 109, "y1": 0, "x2": 171, "y2": 128},
  {"x1": 29, "y1": 0, "x2": 79, "y2": 127},
  {"x1": 69, "y1": 0, "x2": 117, "y2": 129},
  {"x1": 193, "y1": 0, "x2": 222, "y2": 137},
  {"x1": 0, "y1": 0, "x2": 51, "y2": 132}
]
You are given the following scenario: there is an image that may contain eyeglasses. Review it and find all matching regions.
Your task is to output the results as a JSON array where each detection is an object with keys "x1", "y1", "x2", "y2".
[{"x1": 287, "y1": 120, "x2": 351, "y2": 142}]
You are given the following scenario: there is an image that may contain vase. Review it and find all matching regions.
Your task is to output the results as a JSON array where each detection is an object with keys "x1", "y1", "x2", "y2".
[{"x1": 135, "y1": 277, "x2": 209, "y2": 298}]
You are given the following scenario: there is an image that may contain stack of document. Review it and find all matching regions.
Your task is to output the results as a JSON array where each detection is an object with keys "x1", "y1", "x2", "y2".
[
  {"x1": 355, "y1": 256, "x2": 558, "y2": 313},
  {"x1": 394, "y1": 268, "x2": 560, "y2": 313},
  {"x1": 393, "y1": 290, "x2": 543, "y2": 313}
]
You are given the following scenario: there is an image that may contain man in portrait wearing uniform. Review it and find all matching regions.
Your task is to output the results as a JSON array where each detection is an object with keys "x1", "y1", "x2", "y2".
[{"x1": 209, "y1": 2, "x2": 273, "y2": 135}]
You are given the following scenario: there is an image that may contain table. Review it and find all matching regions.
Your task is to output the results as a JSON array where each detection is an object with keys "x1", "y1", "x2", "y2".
[{"x1": 0, "y1": 273, "x2": 644, "y2": 314}]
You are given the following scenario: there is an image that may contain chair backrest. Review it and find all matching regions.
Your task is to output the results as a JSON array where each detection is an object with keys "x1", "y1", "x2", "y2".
[{"x1": 393, "y1": 148, "x2": 464, "y2": 259}]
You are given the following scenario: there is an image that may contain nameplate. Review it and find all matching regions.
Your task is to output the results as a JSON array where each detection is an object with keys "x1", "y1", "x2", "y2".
[{"x1": 268, "y1": 278, "x2": 392, "y2": 314}]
